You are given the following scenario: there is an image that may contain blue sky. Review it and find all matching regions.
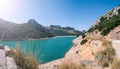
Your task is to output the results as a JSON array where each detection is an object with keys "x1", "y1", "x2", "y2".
[{"x1": 0, "y1": 0, "x2": 120, "y2": 30}]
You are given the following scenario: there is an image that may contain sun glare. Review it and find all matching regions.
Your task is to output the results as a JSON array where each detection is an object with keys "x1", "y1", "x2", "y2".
[{"x1": 0, "y1": 0, "x2": 13, "y2": 11}]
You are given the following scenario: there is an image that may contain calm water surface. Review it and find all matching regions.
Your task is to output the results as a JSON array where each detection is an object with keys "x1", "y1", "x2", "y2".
[{"x1": 0, "y1": 36, "x2": 76, "y2": 63}]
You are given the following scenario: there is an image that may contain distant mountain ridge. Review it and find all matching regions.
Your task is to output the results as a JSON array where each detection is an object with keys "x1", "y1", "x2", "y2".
[
  {"x1": 48, "y1": 25, "x2": 83, "y2": 36},
  {"x1": 0, "y1": 19, "x2": 82, "y2": 41},
  {"x1": 0, "y1": 19, "x2": 54, "y2": 41}
]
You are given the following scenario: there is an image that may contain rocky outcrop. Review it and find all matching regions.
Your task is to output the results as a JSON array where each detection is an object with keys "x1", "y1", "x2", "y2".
[{"x1": 103, "y1": 6, "x2": 120, "y2": 19}]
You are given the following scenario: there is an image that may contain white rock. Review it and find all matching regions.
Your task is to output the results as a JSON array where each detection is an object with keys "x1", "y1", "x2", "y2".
[
  {"x1": 4, "y1": 46, "x2": 10, "y2": 52},
  {"x1": 6, "y1": 57, "x2": 17, "y2": 69}
]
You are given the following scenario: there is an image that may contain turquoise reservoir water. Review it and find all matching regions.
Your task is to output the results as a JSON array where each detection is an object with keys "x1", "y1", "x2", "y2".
[{"x1": 0, "y1": 36, "x2": 76, "y2": 63}]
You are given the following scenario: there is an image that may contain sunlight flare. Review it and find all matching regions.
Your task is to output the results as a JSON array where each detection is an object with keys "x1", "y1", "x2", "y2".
[{"x1": 0, "y1": 0, "x2": 13, "y2": 10}]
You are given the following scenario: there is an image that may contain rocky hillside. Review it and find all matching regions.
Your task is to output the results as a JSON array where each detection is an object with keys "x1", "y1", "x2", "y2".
[
  {"x1": 87, "y1": 6, "x2": 120, "y2": 39},
  {"x1": 47, "y1": 25, "x2": 83, "y2": 36},
  {"x1": 0, "y1": 19, "x2": 54, "y2": 41},
  {"x1": 40, "y1": 6, "x2": 120, "y2": 69}
]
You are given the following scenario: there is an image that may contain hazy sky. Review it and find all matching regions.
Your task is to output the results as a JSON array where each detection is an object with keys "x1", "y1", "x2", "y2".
[{"x1": 0, "y1": 0, "x2": 120, "y2": 30}]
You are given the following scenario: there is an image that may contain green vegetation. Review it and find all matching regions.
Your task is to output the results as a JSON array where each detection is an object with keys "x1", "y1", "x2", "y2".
[
  {"x1": 111, "y1": 58, "x2": 120, "y2": 69},
  {"x1": 59, "y1": 62, "x2": 86, "y2": 69},
  {"x1": 82, "y1": 34, "x2": 86, "y2": 38},
  {"x1": 80, "y1": 39, "x2": 87, "y2": 45},
  {"x1": 87, "y1": 25, "x2": 98, "y2": 33},
  {"x1": 9, "y1": 47, "x2": 39, "y2": 69},
  {"x1": 88, "y1": 13, "x2": 120, "y2": 35}
]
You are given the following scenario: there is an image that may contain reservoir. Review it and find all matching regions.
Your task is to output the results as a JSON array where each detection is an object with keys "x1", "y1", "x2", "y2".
[{"x1": 0, "y1": 36, "x2": 76, "y2": 63}]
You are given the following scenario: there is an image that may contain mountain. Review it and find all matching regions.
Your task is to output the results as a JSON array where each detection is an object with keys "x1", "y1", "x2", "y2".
[
  {"x1": 0, "y1": 19, "x2": 83, "y2": 41},
  {"x1": 48, "y1": 25, "x2": 83, "y2": 36},
  {"x1": 0, "y1": 19, "x2": 54, "y2": 41}
]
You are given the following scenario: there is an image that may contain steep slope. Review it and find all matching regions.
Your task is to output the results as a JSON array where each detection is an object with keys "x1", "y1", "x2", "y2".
[
  {"x1": 87, "y1": 6, "x2": 120, "y2": 39},
  {"x1": 48, "y1": 25, "x2": 83, "y2": 36},
  {"x1": 64, "y1": 6, "x2": 120, "y2": 68},
  {"x1": 72, "y1": 6, "x2": 120, "y2": 66},
  {"x1": 40, "y1": 6, "x2": 120, "y2": 69}
]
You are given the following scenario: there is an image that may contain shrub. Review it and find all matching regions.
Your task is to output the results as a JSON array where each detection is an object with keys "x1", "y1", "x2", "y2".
[
  {"x1": 76, "y1": 34, "x2": 80, "y2": 37},
  {"x1": 59, "y1": 62, "x2": 86, "y2": 69},
  {"x1": 95, "y1": 47, "x2": 115, "y2": 67},
  {"x1": 9, "y1": 47, "x2": 39, "y2": 69},
  {"x1": 87, "y1": 25, "x2": 98, "y2": 32},
  {"x1": 80, "y1": 39, "x2": 87, "y2": 45},
  {"x1": 82, "y1": 34, "x2": 86, "y2": 38},
  {"x1": 102, "y1": 62, "x2": 109, "y2": 67}
]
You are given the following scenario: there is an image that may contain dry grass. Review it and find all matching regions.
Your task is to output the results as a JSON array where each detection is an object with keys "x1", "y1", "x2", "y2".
[
  {"x1": 9, "y1": 47, "x2": 39, "y2": 69},
  {"x1": 111, "y1": 58, "x2": 120, "y2": 69},
  {"x1": 102, "y1": 40, "x2": 112, "y2": 48},
  {"x1": 95, "y1": 48, "x2": 115, "y2": 66},
  {"x1": 85, "y1": 36, "x2": 101, "y2": 41},
  {"x1": 59, "y1": 62, "x2": 86, "y2": 69},
  {"x1": 95, "y1": 40, "x2": 115, "y2": 68}
]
